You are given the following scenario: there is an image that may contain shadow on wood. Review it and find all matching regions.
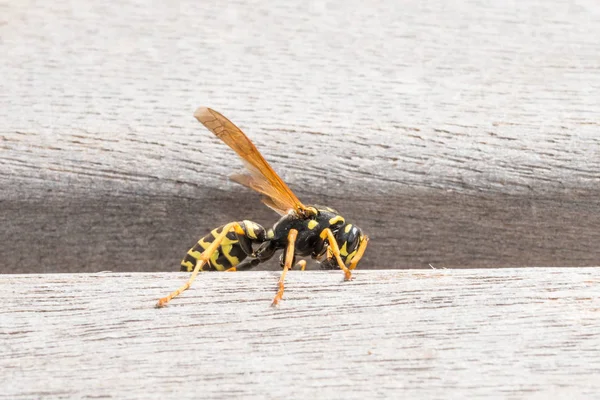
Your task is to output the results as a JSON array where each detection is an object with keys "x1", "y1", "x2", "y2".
[{"x1": 2, "y1": 187, "x2": 600, "y2": 273}]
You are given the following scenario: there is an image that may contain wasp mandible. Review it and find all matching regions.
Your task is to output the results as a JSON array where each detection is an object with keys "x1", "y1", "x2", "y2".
[{"x1": 156, "y1": 107, "x2": 369, "y2": 308}]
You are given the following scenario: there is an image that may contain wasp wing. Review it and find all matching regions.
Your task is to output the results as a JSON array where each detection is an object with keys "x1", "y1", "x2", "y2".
[
  {"x1": 194, "y1": 107, "x2": 307, "y2": 216},
  {"x1": 228, "y1": 172, "x2": 295, "y2": 216}
]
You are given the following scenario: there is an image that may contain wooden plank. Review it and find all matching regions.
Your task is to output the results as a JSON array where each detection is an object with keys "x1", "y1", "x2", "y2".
[
  {"x1": 1, "y1": 269, "x2": 599, "y2": 399},
  {"x1": 2, "y1": 0, "x2": 600, "y2": 272}
]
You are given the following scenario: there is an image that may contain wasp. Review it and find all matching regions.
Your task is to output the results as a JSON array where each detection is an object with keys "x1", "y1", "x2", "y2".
[{"x1": 156, "y1": 107, "x2": 369, "y2": 307}]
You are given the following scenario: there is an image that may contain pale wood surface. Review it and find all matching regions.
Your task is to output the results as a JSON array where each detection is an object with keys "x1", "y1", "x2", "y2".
[
  {"x1": 2, "y1": 0, "x2": 600, "y2": 272},
  {"x1": 1, "y1": 269, "x2": 600, "y2": 399}
]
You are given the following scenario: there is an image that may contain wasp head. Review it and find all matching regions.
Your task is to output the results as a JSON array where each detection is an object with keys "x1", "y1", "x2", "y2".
[{"x1": 320, "y1": 223, "x2": 368, "y2": 270}]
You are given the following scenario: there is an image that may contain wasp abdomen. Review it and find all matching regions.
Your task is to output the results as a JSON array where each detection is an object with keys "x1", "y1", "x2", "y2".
[{"x1": 180, "y1": 220, "x2": 266, "y2": 272}]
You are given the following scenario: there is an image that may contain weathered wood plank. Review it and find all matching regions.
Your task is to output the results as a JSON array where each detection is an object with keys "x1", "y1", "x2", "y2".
[
  {"x1": 1, "y1": 269, "x2": 599, "y2": 399},
  {"x1": 2, "y1": 0, "x2": 600, "y2": 272}
]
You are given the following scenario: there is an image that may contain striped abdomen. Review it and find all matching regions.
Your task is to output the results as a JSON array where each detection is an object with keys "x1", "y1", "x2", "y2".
[{"x1": 180, "y1": 220, "x2": 266, "y2": 272}]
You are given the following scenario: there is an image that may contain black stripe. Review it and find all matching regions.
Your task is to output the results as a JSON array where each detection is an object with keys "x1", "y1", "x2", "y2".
[
  {"x1": 228, "y1": 244, "x2": 248, "y2": 262},
  {"x1": 213, "y1": 251, "x2": 232, "y2": 270}
]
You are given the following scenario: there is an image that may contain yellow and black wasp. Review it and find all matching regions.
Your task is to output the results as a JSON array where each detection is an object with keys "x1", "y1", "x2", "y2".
[{"x1": 156, "y1": 107, "x2": 369, "y2": 307}]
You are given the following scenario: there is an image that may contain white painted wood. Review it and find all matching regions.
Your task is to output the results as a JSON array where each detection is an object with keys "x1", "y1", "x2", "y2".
[
  {"x1": 1, "y1": 269, "x2": 600, "y2": 399},
  {"x1": 3, "y1": 0, "x2": 599, "y2": 196}
]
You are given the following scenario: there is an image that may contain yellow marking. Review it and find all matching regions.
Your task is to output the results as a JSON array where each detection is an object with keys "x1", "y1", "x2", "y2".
[
  {"x1": 329, "y1": 216, "x2": 345, "y2": 225},
  {"x1": 267, "y1": 229, "x2": 274, "y2": 239},
  {"x1": 221, "y1": 244, "x2": 240, "y2": 266},
  {"x1": 157, "y1": 221, "x2": 243, "y2": 308},
  {"x1": 212, "y1": 225, "x2": 242, "y2": 238},
  {"x1": 253, "y1": 223, "x2": 262, "y2": 239},
  {"x1": 307, "y1": 220, "x2": 319, "y2": 230},
  {"x1": 340, "y1": 242, "x2": 349, "y2": 257},
  {"x1": 243, "y1": 220, "x2": 257, "y2": 239},
  {"x1": 220, "y1": 236, "x2": 238, "y2": 246},
  {"x1": 188, "y1": 248, "x2": 203, "y2": 258},
  {"x1": 181, "y1": 260, "x2": 195, "y2": 272},
  {"x1": 198, "y1": 237, "x2": 211, "y2": 250},
  {"x1": 305, "y1": 206, "x2": 318, "y2": 216},
  {"x1": 198, "y1": 229, "x2": 239, "y2": 270},
  {"x1": 210, "y1": 250, "x2": 226, "y2": 271},
  {"x1": 344, "y1": 224, "x2": 353, "y2": 233},
  {"x1": 346, "y1": 249, "x2": 358, "y2": 263}
]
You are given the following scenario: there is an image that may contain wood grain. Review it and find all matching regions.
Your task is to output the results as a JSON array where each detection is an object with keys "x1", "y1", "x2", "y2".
[
  {"x1": 2, "y1": 269, "x2": 600, "y2": 399},
  {"x1": 2, "y1": 0, "x2": 600, "y2": 272}
]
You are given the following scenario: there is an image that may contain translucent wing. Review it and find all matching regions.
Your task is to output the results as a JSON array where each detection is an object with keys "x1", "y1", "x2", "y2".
[{"x1": 194, "y1": 107, "x2": 308, "y2": 216}]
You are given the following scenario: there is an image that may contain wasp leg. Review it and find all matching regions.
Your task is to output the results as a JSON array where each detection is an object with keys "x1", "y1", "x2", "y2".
[
  {"x1": 230, "y1": 256, "x2": 304, "y2": 273},
  {"x1": 226, "y1": 241, "x2": 278, "y2": 272},
  {"x1": 321, "y1": 228, "x2": 352, "y2": 281},
  {"x1": 224, "y1": 258, "x2": 258, "y2": 272},
  {"x1": 280, "y1": 255, "x2": 305, "y2": 270},
  {"x1": 156, "y1": 222, "x2": 246, "y2": 308},
  {"x1": 295, "y1": 260, "x2": 307, "y2": 271},
  {"x1": 271, "y1": 229, "x2": 298, "y2": 307},
  {"x1": 348, "y1": 235, "x2": 369, "y2": 270}
]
